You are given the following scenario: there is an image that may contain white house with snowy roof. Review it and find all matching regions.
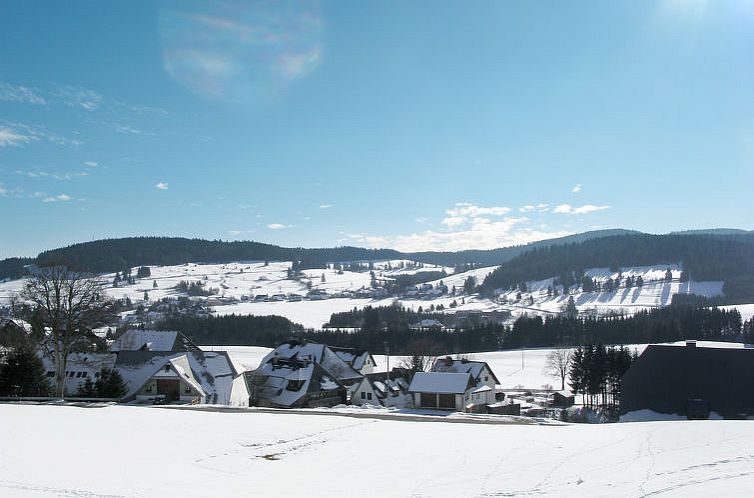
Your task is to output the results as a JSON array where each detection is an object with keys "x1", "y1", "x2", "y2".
[
  {"x1": 245, "y1": 355, "x2": 346, "y2": 408},
  {"x1": 329, "y1": 346, "x2": 376, "y2": 374},
  {"x1": 40, "y1": 352, "x2": 117, "y2": 396},
  {"x1": 350, "y1": 368, "x2": 413, "y2": 408},
  {"x1": 245, "y1": 340, "x2": 364, "y2": 408},
  {"x1": 114, "y1": 350, "x2": 248, "y2": 406},
  {"x1": 408, "y1": 372, "x2": 476, "y2": 411},
  {"x1": 430, "y1": 357, "x2": 499, "y2": 405}
]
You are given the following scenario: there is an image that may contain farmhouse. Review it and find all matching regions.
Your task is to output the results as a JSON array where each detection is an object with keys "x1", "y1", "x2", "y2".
[
  {"x1": 259, "y1": 340, "x2": 363, "y2": 385},
  {"x1": 621, "y1": 341, "x2": 754, "y2": 420},
  {"x1": 350, "y1": 368, "x2": 413, "y2": 408},
  {"x1": 430, "y1": 357, "x2": 499, "y2": 405},
  {"x1": 245, "y1": 355, "x2": 346, "y2": 408},
  {"x1": 408, "y1": 372, "x2": 475, "y2": 411},
  {"x1": 114, "y1": 350, "x2": 247, "y2": 406}
]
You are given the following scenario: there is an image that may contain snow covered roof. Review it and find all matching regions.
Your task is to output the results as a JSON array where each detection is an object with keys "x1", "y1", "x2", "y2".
[
  {"x1": 330, "y1": 347, "x2": 375, "y2": 371},
  {"x1": 409, "y1": 372, "x2": 473, "y2": 394},
  {"x1": 261, "y1": 340, "x2": 363, "y2": 382},
  {"x1": 247, "y1": 357, "x2": 344, "y2": 408},
  {"x1": 110, "y1": 330, "x2": 179, "y2": 352},
  {"x1": 114, "y1": 350, "x2": 237, "y2": 404},
  {"x1": 430, "y1": 357, "x2": 500, "y2": 384}
]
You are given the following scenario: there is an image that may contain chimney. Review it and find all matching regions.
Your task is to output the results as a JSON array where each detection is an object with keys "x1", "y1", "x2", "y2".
[{"x1": 686, "y1": 340, "x2": 697, "y2": 348}]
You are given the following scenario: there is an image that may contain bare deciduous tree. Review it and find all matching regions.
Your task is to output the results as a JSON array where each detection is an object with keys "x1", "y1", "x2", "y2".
[
  {"x1": 14, "y1": 266, "x2": 112, "y2": 399},
  {"x1": 544, "y1": 348, "x2": 572, "y2": 391}
]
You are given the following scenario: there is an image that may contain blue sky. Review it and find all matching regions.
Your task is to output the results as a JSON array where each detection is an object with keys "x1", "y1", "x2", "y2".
[{"x1": 1, "y1": 0, "x2": 753, "y2": 258}]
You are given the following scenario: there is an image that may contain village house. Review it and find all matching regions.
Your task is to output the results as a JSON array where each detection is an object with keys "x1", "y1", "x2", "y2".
[
  {"x1": 408, "y1": 372, "x2": 476, "y2": 411},
  {"x1": 245, "y1": 355, "x2": 346, "y2": 408},
  {"x1": 621, "y1": 341, "x2": 754, "y2": 420},
  {"x1": 114, "y1": 350, "x2": 247, "y2": 406},
  {"x1": 245, "y1": 340, "x2": 363, "y2": 408},
  {"x1": 350, "y1": 368, "x2": 413, "y2": 408},
  {"x1": 430, "y1": 357, "x2": 500, "y2": 405},
  {"x1": 41, "y1": 352, "x2": 118, "y2": 396},
  {"x1": 329, "y1": 346, "x2": 377, "y2": 374}
]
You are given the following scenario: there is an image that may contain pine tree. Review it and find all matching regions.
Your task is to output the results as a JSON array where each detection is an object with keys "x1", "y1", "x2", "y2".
[{"x1": 0, "y1": 349, "x2": 50, "y2": 397}]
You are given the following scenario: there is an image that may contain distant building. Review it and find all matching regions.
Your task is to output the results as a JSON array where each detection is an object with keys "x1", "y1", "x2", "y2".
[{"x1": 621, "y1": 341, "x2": 754, "y2": 420}]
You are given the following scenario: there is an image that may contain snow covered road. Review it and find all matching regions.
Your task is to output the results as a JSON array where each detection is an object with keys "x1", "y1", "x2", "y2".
[{"x1": 2, "y1": 404, "x2": 754, "y2": 497}]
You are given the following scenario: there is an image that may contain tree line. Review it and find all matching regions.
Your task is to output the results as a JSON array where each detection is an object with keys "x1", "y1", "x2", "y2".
[{"x1": 479, "y1": 233, "x2": 754, "y2": 303}]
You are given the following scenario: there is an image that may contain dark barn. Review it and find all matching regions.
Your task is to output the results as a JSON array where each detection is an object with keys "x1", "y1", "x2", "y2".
[{"x1": 621, "y1": 341, "x2": 754, "y2": 420}]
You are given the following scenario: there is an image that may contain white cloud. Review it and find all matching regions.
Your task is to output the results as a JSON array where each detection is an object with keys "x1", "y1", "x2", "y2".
[
  {"x1": 84, "y1": 161, "x2": 98, "y2": 168},
  {"x1": 553, "y1": 203, "x2": 610, "y2": 215},
  {"x1": 441, "y1": 203, "x2": 512, "y2": 227},
  {"x1": 415, "y1": 217, "x2": 427, "y2": 224},
  {"x1": 519, "y1": 203, "x2": 550, "y2": 213},
  {"x1": 16, "y1": 170, "x2": 87, "y2": 181},
  {"x1": 155, "y1": 182, "x2": 169, "y2": 190},
  {"x1": 319, "y1": 204, "x2": 332, "y2": 209},
  {"x1": 42, "y1": 194, "x2": 73, "y2": 203},
  {"x1": 572, "y1": 183, "x2": 582, "y2": 193},
  {"x1": 446, "y1": 202, "x2": 511, "y2": 218},
  {"x1": 0, "y1": 184, "x2": 8, "y2": 196},
  {"x1": 0, "y1": 127, "x2": 36, "y2": 147},
  {"x1": 0, "y1": 82, "x2": 47, "y2": 105},
  {"x1": 267, "y1": 223, "x2": 287, "y2": 230},
  {"x1": 114, "y1": 123, "x2": 142, "y2": 135},
  {"x1": 55, "y1": 86, "x2": 102, "y2": 111},
  {"x1": 442, "y1": 216, "x2": 465, "y2": 227}
]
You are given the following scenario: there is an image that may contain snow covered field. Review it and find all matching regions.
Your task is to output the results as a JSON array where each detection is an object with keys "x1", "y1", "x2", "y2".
[{"x1": 3, "y1": 404, "x2": 754, "y2": 498}]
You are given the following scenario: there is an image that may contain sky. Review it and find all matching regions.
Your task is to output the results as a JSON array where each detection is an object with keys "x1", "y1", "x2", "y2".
[{"x1": 1, "y1": 0, "x2": 753, "y2": 259}]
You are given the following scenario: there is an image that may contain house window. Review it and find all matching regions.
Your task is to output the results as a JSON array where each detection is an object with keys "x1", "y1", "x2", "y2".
[
  {"x1": 367, "y1": 392, "x2": 372, "y2": 400},
  {"x1": 46, "y1": 371, "x2": 54, "y2": 378},
  {"x1": 484, "y1": 376, "x2": 489, "y2": 381},
  {"x1": 81, "y1": 372, "x2": 87, "y2": 378},
  {"x1": 145, "y1": 384, "x2": 152, "y2": 393},
  {"x1": 361, "y1": 391, "x2": 366, "y2": 399},
  {"x1": 164, "y1": 365, "x2": 171, "y2": 372},
  {"x1": 184, "y1": 385, "x2": 191, "y2": 394}
]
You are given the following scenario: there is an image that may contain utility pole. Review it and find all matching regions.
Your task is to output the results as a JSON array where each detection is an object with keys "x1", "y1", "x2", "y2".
[{"x1": 384, "y1": 340, "x2": 390, "y2": 380}]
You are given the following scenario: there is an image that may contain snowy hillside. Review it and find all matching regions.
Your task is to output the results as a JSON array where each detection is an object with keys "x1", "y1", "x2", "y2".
[
  {"x1": 0, "y1": 260, "x2": 743, "y2": 330},
  {"x1": 4, "y1": 404, "x2": 754, "y2": 497}
]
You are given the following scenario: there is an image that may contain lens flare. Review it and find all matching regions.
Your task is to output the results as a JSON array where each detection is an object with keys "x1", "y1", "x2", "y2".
[{"x1": 159, "y1": 0, "x2": 323, "y2": 105}]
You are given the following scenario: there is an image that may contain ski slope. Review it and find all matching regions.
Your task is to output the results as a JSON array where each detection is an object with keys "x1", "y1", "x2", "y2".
[{"x1": 3, "y1": 404, "x2": 754, "y2": 498}]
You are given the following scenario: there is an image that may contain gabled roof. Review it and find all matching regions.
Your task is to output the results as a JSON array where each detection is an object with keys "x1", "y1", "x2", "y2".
[
  {"x1": 111, "y1": 329, "x2": 188, "y2": 352},
  {"x1": 246, "y1": 357, "x2": 344, "y2": 408},
  {"x1": 114, "y1": 350, "x2": 237, "y2": 403},
  {"x1": 261, "y1": 340, "x2": 363, "y2": 382},
  {"x1": 430, "y1": 358, "x2": 500, "y2": 384},
  {"x1": 330, "y1": 347, "x2": 376, "y2": 371},
  {"x1": 409, "y1": 372, "x2": 474, "y2": 394}
]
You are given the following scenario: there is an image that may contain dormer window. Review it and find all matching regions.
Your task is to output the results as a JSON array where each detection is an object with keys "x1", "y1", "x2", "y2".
[{"x1": 164, "y1": 365, "x2": 171, "y2": 372}]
